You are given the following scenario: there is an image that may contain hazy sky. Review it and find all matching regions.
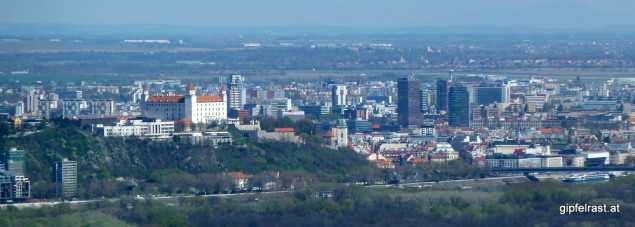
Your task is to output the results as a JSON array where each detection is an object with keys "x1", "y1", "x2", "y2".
[{"x1": 2, "y1": 0, "x2": 635, "y2": 27}]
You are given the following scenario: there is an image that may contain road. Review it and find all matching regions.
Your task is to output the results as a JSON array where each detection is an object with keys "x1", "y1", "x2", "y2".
[
  {"x1": 4, "y1": 173, "x2": 626, "y2": 209},
  {"x1": 0, "y1": 191, "x2": 293, "y2": 210}
]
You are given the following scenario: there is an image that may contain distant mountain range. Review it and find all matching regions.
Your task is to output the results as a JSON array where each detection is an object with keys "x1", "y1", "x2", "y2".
[{"x1": 1, "y1": 23, "x2": 635, "y2": 39}]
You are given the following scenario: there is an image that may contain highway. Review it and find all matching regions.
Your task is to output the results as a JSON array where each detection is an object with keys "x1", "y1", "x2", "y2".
[{"x1": 491, "y1": 166, "x2": 635, "y2": 172}]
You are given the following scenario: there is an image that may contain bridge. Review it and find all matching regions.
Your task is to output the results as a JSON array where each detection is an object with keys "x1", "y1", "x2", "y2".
[{"x1": 491, "y1": 166, "x2": 635, "y2": 172}]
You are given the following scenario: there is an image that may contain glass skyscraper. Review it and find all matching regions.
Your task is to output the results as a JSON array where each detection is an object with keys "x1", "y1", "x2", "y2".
[
  {"x1": 398, "y1": 77, "x2": 423, "y2": 127},
  {"x1": 449, "y1": 86, "x2": 470, "y2": 127}
]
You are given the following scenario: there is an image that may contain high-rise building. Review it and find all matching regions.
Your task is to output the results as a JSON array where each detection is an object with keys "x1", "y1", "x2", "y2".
[
  {"x1": 397, "y1": 77, "x2": 423, "y2": 127},
  {"x1": 436, "y1": 79, "x2": 449, "y2": 112},
  {"x1": 421, "y1": 86, "x2": 428, "y2": 113},
  {"x1": 227, "y1": 74, "x2": 246, "y2": 111},
  {"x1": 449, "y1": 86, "x2": 470, "y2": 127},
  {"x1": 331, "y1": 85, "x2": 348, "y2": 107},
  {"x1": 53, "y1": 158, "x2": 77, "y2": 199},
  {"x1": 3, "y1": 148, "x2": 26, "y2": 176},
  {"x1": 24, "y1": 89, "x2": 39, "y2": 114},
  {"x1": 90, "y1": 100, "x2": 116, "y2": 117}
]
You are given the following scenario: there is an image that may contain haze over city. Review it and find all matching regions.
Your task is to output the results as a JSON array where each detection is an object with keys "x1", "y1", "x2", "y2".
[{"x1": 3, "y1": 0, "x2": 635, "y2": 28}]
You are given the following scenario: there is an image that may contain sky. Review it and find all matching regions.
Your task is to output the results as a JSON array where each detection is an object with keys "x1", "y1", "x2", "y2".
[{"x1": 2, "y1": 0, "x2": 635, "y2": 28}]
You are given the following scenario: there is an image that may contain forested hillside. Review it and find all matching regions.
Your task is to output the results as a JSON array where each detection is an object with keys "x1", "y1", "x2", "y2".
[{"x1": 0, "y1": 119, "x2": 373, "y2": 198}]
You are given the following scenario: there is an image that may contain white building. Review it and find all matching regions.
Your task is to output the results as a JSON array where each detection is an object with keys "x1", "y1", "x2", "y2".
[
  {"x1": 141, "y1": 82, "x2": 227, "y2": 124},
  {"x1": 228, "y1": 74, "x2": 246, "y2": 110},
  {"x1": 541, "y1": 157, "x2": 563, "y2": 168},
  {"x1": 261, "y1": 98, "x2": 292, "y2": 117},
  {"x1": 173, "y1": 131, "x2": 232, "y2": 146},
  {"x1": 331, "y1": 85, "x2": 348, "y2": 107},
  {"x1": 95, "y1": 119, "x2": 174, "y2": 137},
  {"x1": 432, "y1": 142, "x2": 459, "y2": 162}
]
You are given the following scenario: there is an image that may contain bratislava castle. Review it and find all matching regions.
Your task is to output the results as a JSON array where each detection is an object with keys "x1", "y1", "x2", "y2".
[{"x1": 141, "y1": 82, "x2": 227, "y2": 123}]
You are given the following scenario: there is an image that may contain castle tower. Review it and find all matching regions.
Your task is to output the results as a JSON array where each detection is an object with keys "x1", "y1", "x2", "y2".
[
  {"x1": 185, "y1": 82, "x2": 197, "y2": 122},
  {"x1": 186, "y1": 82, "x2": 196, "y2": 96},
  {"x1": 141, "y1": 86, "x2": 149, "y2": 103},
  {"x1": 220, "y1": 85, "x2": 227, "y2": 102}
]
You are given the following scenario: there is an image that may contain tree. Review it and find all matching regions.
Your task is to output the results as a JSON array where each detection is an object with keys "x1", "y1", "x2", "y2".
[
  {"x1": 625, "y1": 156, "x2": 635, "y2": 166},
  {"x1": 295, "y1": 118, "x2": 315, "y2": 135},
  {"x1": 561, "y1": 119, "x2": 571, "y2": 129},
  {"x1": 0, "y1": 121, "x2": 12, "y2": 137},
  {"x1": 208, "y1": 121, "x2": 219, "y2": 129}
]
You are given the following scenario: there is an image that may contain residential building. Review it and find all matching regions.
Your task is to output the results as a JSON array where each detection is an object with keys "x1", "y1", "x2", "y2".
[
  {"x1": 228, "y1": 74, "x2": 246, "y2": 111},
  {"x1": 226, "y1": 172, "x2": 253, "y2": 191},
  {"x1": 0, "y1": 171, "x2": 29, "y2": 202},
  {"x1": 541, "y1": 157, "x2": 563, "y2": 168},
  {"x1": 331, "y1": 85, "x2": 348, "y2": 107},
  {"x1": 53, "y1": 158, "x2": 77, "y2": 199},
  {"x1": 90, "y1": 100, "x2": 115, "y2": 117}
]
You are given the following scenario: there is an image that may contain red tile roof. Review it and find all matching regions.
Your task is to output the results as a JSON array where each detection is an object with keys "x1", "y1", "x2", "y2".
[
  {"x1": 382, "y1": 150, "x2": 407, "y2": 155},
  {"x1": 146, "y1": 95, "x2": 223, "y2": 103},
  {"x1": 274, "y1": 128, "x2": 295, "y2": 133},
  {"x1": 410, "y1": 158, "x2": 429, "y2": 164},
  {"x1": 176, "y1": 118, "x2": 192, "y2": 123},
  {"x1": 613, "y1": 138, "x2": 628, "y2": 143},
  {"x1": 197, "y1": 95, "x2": 223, "y2": 102},
  {"x1": 227, "y1": 172, "x2": 253, "y2": 179},
  {"x1": 186, "y1": 82, "x2": 195, "y2": 90},
  {"x1": 429, "y1": 153, "x2": 445, "y2": 159},
  {"x1": 540, "y1": 129, "x2": 563, "y2": 134},
  {"x1": 323, "y1": 131, "x2": 335, "y2": 137},
  {"x1": 146, "y1": 95, "x2": 185, "y2": 103},
  {"x1": 371, "y1": 159, "x2": 395, "y2": 167}
]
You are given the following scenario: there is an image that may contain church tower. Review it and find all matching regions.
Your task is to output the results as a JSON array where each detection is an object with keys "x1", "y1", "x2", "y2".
[{"x1": 336, "y1": 107, "x2": 348, "y2": 148}]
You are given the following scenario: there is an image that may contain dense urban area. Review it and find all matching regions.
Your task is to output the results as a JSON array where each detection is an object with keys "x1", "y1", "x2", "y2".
[{"x1": 1, "y1": 30, "x2": 635, "y2": 226}]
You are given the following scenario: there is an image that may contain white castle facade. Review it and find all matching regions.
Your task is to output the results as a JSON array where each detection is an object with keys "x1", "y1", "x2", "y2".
[{"x1": 141, "y1": 83, "x2": 227, "y2": 124}]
